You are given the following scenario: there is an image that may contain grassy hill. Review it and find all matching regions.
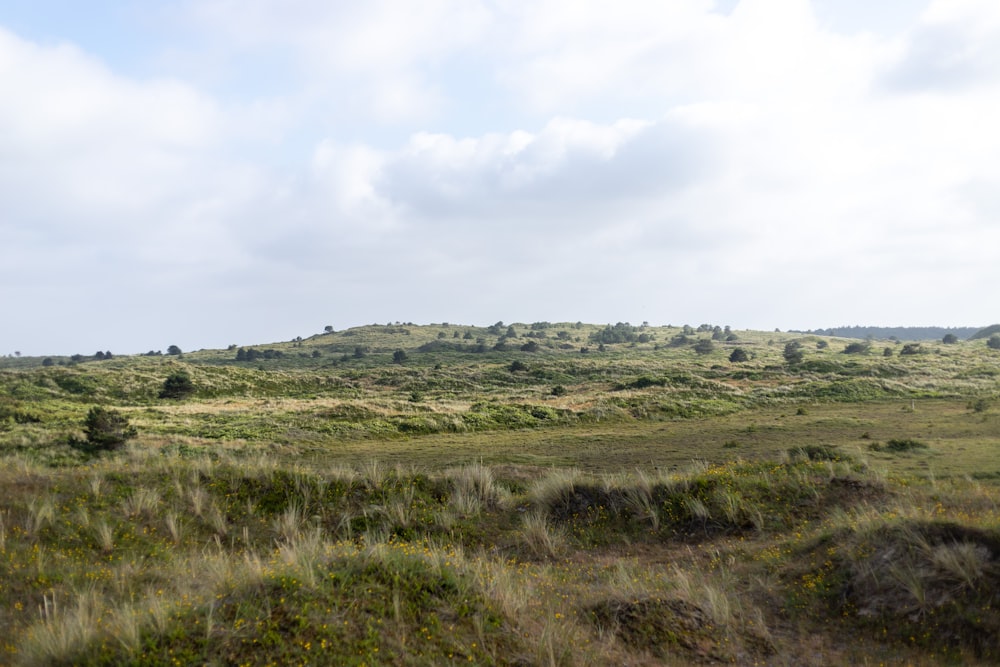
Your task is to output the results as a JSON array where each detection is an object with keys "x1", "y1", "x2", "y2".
[{"x1": 2, "y1": 322, "x2": 1000, "y2": 664}]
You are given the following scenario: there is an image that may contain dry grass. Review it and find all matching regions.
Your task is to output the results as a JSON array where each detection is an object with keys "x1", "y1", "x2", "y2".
[{"x1": 520, "y1": 511, "x2": 567, "y2": 560}]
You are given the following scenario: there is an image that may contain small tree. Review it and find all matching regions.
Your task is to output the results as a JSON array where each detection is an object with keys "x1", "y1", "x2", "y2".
[
  {"x1": 729, "y1": 348, "x2": 749, "y2": 363},
  {"x1": 988, "y1": 335, "x2": 1000, "y2": 350},
  {"x1": 392, "y1": 350, "x2": 407, "y2": 364},
  {"x1": 167, "y1": 345, "x2": 182, "y2": 356},
  {"x1": 159, "y1": 370, "x2": 194, "y2": 399},
  {"x1": 82, "y1": 406, "x2": 136, "y2": 452},
  {"x1": 783, "y1": 341, "x2": 804, "y2": 364},
  {"x1": 942, "y1": 333, "x2": 959, "y2": 344},
  {"x1": 324, "y1": 325, "x2": 334, "y2": 334}
]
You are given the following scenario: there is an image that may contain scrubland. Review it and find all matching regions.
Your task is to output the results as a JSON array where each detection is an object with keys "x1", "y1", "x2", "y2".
[{"x1": 1, "y1": 322, "x2": 999, "y2": 665}]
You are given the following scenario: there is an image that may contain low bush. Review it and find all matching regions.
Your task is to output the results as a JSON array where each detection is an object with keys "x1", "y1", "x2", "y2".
[{"x1": 869, "y1": 438, "x2": 928, "y2": 453}]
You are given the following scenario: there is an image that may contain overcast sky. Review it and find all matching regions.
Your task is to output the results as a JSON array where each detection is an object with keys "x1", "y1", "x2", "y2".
[{"x1": 2, "y1": 0, "x2": 998, "y2": 355}]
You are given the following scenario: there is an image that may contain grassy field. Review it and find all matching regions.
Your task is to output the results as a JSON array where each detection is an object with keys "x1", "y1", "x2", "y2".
[{"x1": 1, "y1": 322, "x2": 999, "y2": 664}]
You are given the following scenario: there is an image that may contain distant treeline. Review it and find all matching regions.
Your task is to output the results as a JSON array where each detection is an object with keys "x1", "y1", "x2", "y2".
[{"x1": 794, "y1": 326, "x2": 982, "y2": 341}]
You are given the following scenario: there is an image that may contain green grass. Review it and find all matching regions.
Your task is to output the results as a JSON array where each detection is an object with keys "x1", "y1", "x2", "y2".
[
  {"x1": 2, "y1": 323, "x2": 1000, "y2": 664},
  {"x1": 3, "y1": 455, "x2": 998, "y2": 665}
]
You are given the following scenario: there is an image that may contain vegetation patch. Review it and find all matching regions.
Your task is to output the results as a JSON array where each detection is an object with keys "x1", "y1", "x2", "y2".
[
  {"x1": 806, "y1": 521, "x2": 1000, "y2": 661},
  {"x1": 870, "y1": 438, "x2": 929, "y2": 453},
  {"x1": 586, "y1": 595, "x2": 772, "y2": 662},
  {"x1": 787, "y1": 444, "x2": 851, "y2": 462}
]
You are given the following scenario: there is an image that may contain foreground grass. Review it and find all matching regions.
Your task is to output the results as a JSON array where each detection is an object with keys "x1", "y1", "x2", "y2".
[{"x1": 2, "y1": 453, "x2": 999, "y2": 665}]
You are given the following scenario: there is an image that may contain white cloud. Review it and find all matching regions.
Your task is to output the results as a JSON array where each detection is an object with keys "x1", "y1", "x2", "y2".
[
  {"x1": 880, "y1": 0, "x2": 1000, "y2": 91},
  {"x1": 3, "y1": 1, "x2": 1000, "y2": 354},
  {"x1": 181, "y1": 0, "x2": 491, "y2": 123}
]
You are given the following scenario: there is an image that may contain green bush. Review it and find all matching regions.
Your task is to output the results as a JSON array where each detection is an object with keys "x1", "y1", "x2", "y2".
[
  {"x1": 693, "y1": 339, "x2": 715, "y2": 355},
  {"x1": 787, "y1": 444, "x2": 848, "y2": 462},
  {"x1": 783, "y1": 341, "x2": 804, "y2": 364},
  {"x1": 80, "y1": 406, "x2": 137, "y2": 452},
  {"x1": 869, "y1": 438, "x2": 928, "y2": 453},
  {"x1": 159, "y1": 370, "x2": 195, "y2": 399},
  {"x1": 968, "y1": 398, "x2": 990, "y2": 413}
]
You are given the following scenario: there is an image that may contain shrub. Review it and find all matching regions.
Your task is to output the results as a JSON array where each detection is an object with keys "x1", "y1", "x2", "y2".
[
  {"x1": 520, "y1": 341, "x2": 539, "y2": 353},
  {"x1": 988, "y1": 335, "x2": 1000, "y2": 350},
  {"x1": 392, "y1": 350, "x2": 408, "y2": 364},
  {"x1": 787, "y1": 444, "x2": 847, "y2": 462},
  {"x1": 167, "y1": 345, "x2": 182, "y2": 356},
  {"x1": 551, "y1": 385, "x2": 567, "y2": 396},
  {"x1": 590, "y1": 323, "x2": 640, "y2": 344},
  {"x1": 900, "y1": 343, "x2": 922, "y2": 356},
  {"x1": 729, "y1": 348, "x2": 749, "y2": 363},
  {"x1": 968, "y1": 398, "x2": 990, "y2": 413},
  {"x1": 693, "y1": 339, "x2": 715, "y2": 355},
  {"x1": 942, "y1": 333, "x2": 959, "y2": 344},
  {"x1": 159, "y1": 370, "x2": 195, "y2": 399},
  {"x1": 668, "y1": 334, "x2": 691, "y2": 348},
  {"x1": 883, "y1": 347, "x2": 894, "y2": 357},
  {"x1": 80, "y1": 406, "x2": 137, "y2": 452},
  {"x1": 783, "y1": 341, "x2": 804, "y2": 364},
  {"x1": 509, "y1": 360, "x2": 528, "y2": 372},
  {"x1": 843, "y1": 342, "x2": 871, "y2": 355},
  {"x1": 869, "y1": 438, "x2": 928, "y2": 453}
]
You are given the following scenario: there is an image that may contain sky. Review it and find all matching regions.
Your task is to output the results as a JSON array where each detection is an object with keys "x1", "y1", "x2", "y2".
[{"x1": 2, "y1": 0, "x2": 998, "y2": 356}]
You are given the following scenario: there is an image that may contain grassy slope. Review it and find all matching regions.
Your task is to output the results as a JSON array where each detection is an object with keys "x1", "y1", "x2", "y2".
[{"x1": 1, "y1": 323, "x2": 999, "y2": 665}]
